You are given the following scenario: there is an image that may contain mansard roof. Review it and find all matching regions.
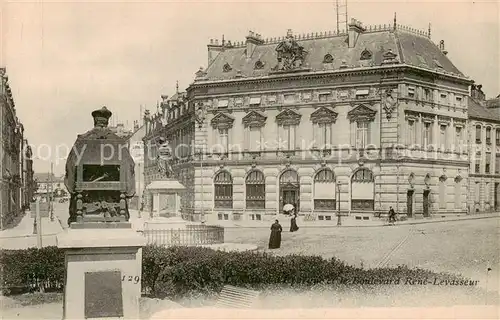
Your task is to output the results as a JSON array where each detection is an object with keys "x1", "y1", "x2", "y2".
[
  {"x1": 204, "y1": 27, "x2": 464, "y2": 81},
  {"x1": 468, "y1": 96, "x2": 500, "y2": 123}
]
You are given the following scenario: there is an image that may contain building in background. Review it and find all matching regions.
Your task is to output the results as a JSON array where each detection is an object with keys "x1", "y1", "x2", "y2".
[
  {"x1": 0, "y1": 67, "x2": 28, "y2": 229},
  {"x1": 33, "y1": 173, "x2": 67, "y2": 201},
  {"x1": 22, "y1": 141, "x2": 35, "y2": 207},
  {"x1": 144, "y1": 18, "x2": 479, "y2": 223},
  {"x1": 468, "y1": 85, "x2": 500, "y2": 212}
]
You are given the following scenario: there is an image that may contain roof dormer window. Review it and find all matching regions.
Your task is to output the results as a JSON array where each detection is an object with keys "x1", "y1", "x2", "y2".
[
  {"x1": 323, "y1": 54, "x2": 334, "y2": 63},
  {"x1": 254, "y1": 60, "x2": 264, "y2": 70},
  {"x1": 223, "y1": 63, "x2": 232, "y2": 72},
  {"x1": 360, "y1": 49, "x2": 372, "y2": 60}
]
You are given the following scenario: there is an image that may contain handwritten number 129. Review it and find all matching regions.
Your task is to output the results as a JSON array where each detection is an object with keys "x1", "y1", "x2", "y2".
[{"x1": 122, "y1": 275, "x2": 140, "y2": 284}]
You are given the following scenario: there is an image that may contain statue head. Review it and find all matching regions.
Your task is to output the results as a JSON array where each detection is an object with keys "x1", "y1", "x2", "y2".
[{"x1": 91, "y1": 106, "x2": 112, "y2": 128}]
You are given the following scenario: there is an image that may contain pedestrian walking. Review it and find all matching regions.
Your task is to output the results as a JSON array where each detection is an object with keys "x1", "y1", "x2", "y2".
[
  {"x1": 388, "y1": 206, "x2": 397, "y2": 225},
  {"x1": 268, "y1": 220, "x2": 283, "y2": 249},
  {"x1": 290, "y1": 210, "x2": 299, "y2": 232}
]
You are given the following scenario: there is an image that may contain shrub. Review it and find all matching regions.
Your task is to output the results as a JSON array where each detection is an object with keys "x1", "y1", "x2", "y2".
[{"x1": 1, "y1": 245, "x2": 468, "y2": 299}]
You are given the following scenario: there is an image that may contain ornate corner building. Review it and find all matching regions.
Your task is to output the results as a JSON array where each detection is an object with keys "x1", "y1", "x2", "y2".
[
  {"x1": 143, "y1": 18, "x2": 499, "y2": 223},
  {"x1": 467, "y1": 86, "x2": 500, "y2": 213},
  {"x1": 0, "y1": 68, "x2": 34, "y2": 229}
]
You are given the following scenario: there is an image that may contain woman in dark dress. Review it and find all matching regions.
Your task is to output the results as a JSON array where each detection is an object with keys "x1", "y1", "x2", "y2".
[
  {"x1": 290, "y1": 211, "x2": 299, "y2": 232},
  {"x1": 268, "y1": 220, "x2": 283, "y2": 249}
]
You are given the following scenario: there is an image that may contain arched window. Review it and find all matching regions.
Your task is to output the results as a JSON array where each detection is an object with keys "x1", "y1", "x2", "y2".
[
  {"x1": 351, "y1": 168, "x2": 375, "y2": 211},
  {"x1": 323, "y1": 54, "x2": 334, "y2": 63},
  {"x1": 246, "y1": 170, "x2": 265, "y2": 209},
  {"x1": 314, "y1": 168, "x2": 336, "y2": 210},
  {"x1": 214, "y1": 170, "x2": 233, "y2": 208},
  {"x1": 475, "y1": 124, "x2": 482, "y2": 143}
]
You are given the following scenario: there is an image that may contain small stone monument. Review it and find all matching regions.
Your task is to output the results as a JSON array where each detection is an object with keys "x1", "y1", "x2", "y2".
[
  {"x1": 58, "y1": 107, "x2": 145, "y2": 319},
  {"x1": 145, "y1": 137, "x2": 186, "y2": 220}
]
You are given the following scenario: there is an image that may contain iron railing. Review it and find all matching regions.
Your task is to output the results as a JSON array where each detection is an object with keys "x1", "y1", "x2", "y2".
[{"x1": 143, "y1": 224, "x2": 224, "y2": 246}]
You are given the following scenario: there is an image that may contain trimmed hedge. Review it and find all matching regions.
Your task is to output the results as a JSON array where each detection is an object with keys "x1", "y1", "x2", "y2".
[{"x1": 1, "y1": 245, "x2": 467, "y2": 298}]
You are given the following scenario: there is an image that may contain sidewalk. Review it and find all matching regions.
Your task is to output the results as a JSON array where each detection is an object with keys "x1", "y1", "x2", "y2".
[
  {"x1": 217, "y1": 212, "x2": 500, "y2": 228},
  {"x1": 0, "y1": 211, "x2": 64, "y2": 249}
]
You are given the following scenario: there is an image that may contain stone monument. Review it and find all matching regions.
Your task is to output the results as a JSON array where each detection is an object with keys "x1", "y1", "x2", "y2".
[
  {"x1": 58, "y1": 107, "x2": 145, "y2": 319},
  {"x1": 145, "y1": 137, "x2": 186, "y2": 222}
]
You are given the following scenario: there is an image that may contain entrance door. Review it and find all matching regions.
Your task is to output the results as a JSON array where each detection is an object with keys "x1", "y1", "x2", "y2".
[
  {"x1": 495, "y1": 183, "x2": 499, "y2": 211},
  {"x1": 407, "y1": 190, "x2": 414, "y2": 217},
  {"x1": 423, "y1": 190, "x2": 430, "y2": 217},
  {"x1": 280, "y1": 187, "x2": 300, "y2": 213}
]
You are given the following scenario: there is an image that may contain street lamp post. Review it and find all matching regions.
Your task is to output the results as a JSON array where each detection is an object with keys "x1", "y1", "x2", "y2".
[
  {"x1": 197, "y1": 148, "x2": 205, "y2": 224},
  {"x1": 337, "y1": 181, "x2": 342, "y2": 226},
  {"x1": 49, "y1": 162, "x2": 54, "y2": 221}
]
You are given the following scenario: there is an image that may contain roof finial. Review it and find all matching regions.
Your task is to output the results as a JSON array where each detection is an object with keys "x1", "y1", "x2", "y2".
[
  {"x1": 428, "y1": 23, "x2": 431, "y2": 39},
  {"x1": 393, "y1": 12, "x2": 397, "y2": 31},
  {"x1": 176, "y1": 80, "x2": 179, "y2": 93},
  {"x1": 222, "y1": 34, "x2": 225, "y2": 46}
]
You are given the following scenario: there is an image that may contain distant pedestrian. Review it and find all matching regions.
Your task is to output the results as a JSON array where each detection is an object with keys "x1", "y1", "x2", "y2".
[
  {"x1": 268, "y1": 220, "x2": 283, "y2": 249},
  {"x1": 388, "y1": 206, "x2": 397, "y2": 224},
  {"x1": 290, "y1": 210, "x2": 299, "y2": 232}
]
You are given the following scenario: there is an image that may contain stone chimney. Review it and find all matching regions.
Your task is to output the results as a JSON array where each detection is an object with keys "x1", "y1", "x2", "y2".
[
  {"x1": 471, "y1": 84, "x2": 485, "y2": 101},
  {"x1": 348, "y1": 18, "x2": 365, "y2": 48},
  {"x1": 245, "y1": 31, "x2": 264, "y2": 59},
  {"x1": 207, "y1": 38, "x2": 224, "y2": 66},
  {"x1": 439, "y1": 40, "x2": 448, "y2": 55}
]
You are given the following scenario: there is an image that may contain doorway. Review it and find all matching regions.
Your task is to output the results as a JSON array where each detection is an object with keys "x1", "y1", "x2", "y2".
[
  {"x1": 407, "y1": 190, "x2": 414, "y2": 217},
  {"x1": 423, "y1": 189, "x2": 430, "y2": 217},
  {"x1": 280, "y1": 187, "x2": 300, "y2": 213},
  {"x1": 279, "y1": 169, "x2": 300, "y2": 214}
]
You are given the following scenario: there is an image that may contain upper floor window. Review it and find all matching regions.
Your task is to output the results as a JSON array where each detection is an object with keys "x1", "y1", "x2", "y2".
[
  {"x1": 495, "y1": 154, "x2": 500, "y2": 174},
  {"x1": 455, "y1": 96, "x2": 462, "y2": 104},
  {"x1": 356, "y1": 121, "x2": 370, "y2": 149},
  {"x1": 407, "y1": 120, "x2": 416, "y2": 145},
  {"x1": 496, "y1": 129, "x2": 500, "y2": 145},
  {"x1": 475, "y1": 156, "x2": 480, "y2": 173},
  {"x1": 423, "y1": 122, "x2": 432, "y2": 147},
  {"x1": 217, "y1": 99, "x2": 229, "y2": 108},
  {"x1": 486, "y1": 127, "x2": 492, "y2": 144},
  {"x1": 475, "y1": 125, "x2": 482, "y2": 143},
  {"x1": 485, "y1": 153, "x2": 491, "y2": 173},
  {"x1": 424, "y1": 88, "x2": 432, "y2": 101},
  {"x1": 440, "y1": 92, "x2": 448, "y2": 104},
  {"x1": 318, "y1": 92, "x2": 331, "y2": 102},
  {"x1": 355, "y1": 89, "x2": 369, "y2": 99},
  {"x1": 408, "y1": 86, "x2": 415, "y2": 98}
]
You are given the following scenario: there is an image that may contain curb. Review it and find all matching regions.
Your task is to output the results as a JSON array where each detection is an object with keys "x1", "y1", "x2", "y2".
[{"x1": 223, "y1": 214, "x2": 500, "y2": 229}]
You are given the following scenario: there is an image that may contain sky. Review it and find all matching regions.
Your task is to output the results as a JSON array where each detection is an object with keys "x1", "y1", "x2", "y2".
[{"x1": 1, "y1": 0, "x2": 499, "y2": 176}]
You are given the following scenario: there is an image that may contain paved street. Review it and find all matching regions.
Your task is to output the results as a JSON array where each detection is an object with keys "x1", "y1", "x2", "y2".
[{"x1": 225, "y1": 217, "x2": 500, "y2": 293}]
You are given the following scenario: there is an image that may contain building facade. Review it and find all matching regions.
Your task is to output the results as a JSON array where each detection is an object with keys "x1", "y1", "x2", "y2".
[
  {"x1": 0, "y1": 68, "x2": 29, "y2": 229},
  {"x1": 468, "y1": 85, "x2": 500, "y2": 212},
  {"x1": 145, "y1": 19, "x2": 480, "y2": 222}
]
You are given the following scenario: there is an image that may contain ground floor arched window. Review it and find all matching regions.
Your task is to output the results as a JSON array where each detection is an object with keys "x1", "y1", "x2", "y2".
[
  {"x1": 246, "y1": 169, "x2": 265, "y2": 209},
  {"x1": 214, "y1": 170, "x2": 233, "y2": 208},
  {"x1": 351, "y1": 168, "x2": 374, "y2": 211},
  {"x1": 313, "y1": 168, "x2": 336, "y2": 210}
]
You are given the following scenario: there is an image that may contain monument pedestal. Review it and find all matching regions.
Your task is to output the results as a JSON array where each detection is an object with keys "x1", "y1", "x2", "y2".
[
  {"x1": 57, "y1": 223, "x2": 145, "y2": 320},
  {"x1": 145, "y1": 179, "x2": 186, "y2": 218}
]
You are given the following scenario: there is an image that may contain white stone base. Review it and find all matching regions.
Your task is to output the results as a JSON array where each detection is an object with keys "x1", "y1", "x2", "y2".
[{"x1": 57, "y1": 228, "x2": 145, "y2": 320}]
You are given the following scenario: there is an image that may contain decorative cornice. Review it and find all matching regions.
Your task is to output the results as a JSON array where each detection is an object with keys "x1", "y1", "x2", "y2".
[
  {"x1": 211, "y1": 112, "x2": 235, "y2": 130},
  {"x1": 347, "y1": 104, "x2": 377, "y2": 122},
  {"x1": 242, "y1": 110, "x2": 267, "y2": 128},
  {"x1": 276, "y1": 108, "x2": 301, "y2": 126},
  {"x1": 310, "y1": 106, "x2": 338, "y2": 124}
]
